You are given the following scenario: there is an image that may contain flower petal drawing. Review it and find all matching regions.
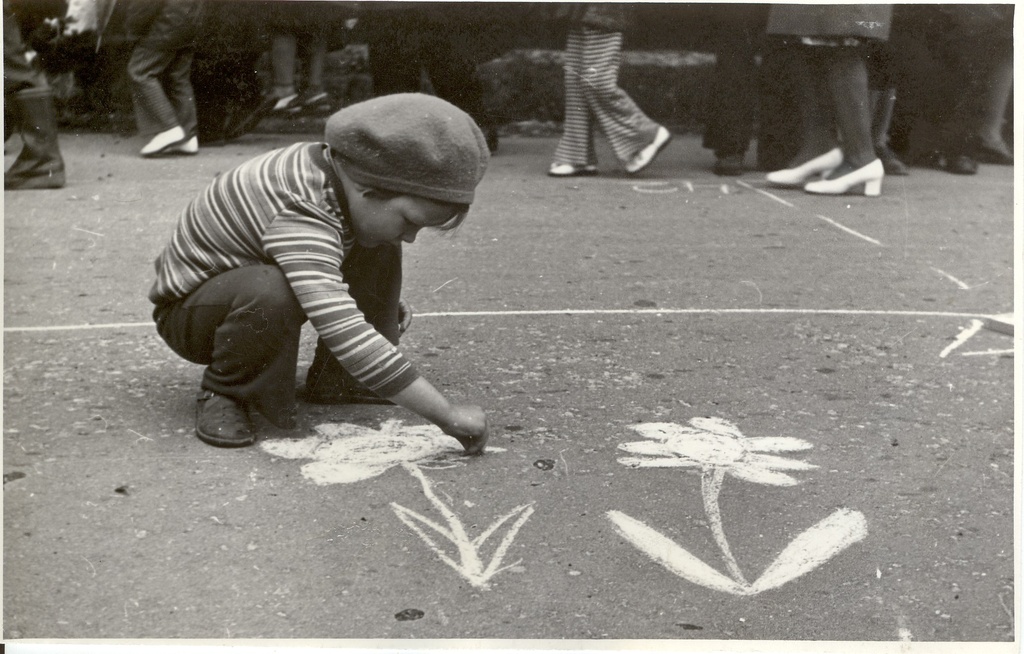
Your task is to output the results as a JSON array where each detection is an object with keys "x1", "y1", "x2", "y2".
[
  {"x1": 607, "y1": 510, "x2": 749, "y2": 595},
  {"x1": 749, "y1": 509, "x2": 868, "y2": 594},
  {"x1": 619, "y1": 417, "x2": 816, "y2": 487},
  {"x1": 260, "y1": 419, "x2": 504, "y2": 485},
  {"x1": 743, "y1": 436, "x2": 815, "y2": 452},
  {"x1": 727, "y1": 465, "x2": 806, "y2": 487}
]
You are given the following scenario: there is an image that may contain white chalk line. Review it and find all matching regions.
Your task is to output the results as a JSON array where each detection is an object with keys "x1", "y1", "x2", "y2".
[
  {"x1": 814, "y1": 215, "x2": 884, "y2": 246},
  {"x1": 3, "y1": 308, "x2": 1002, "y2": 334},
  {"x1": 939, "y1": 320, "x2": 985, "y2": 358},
  {"x1": 735, "y1": 179, "x2": 795, "y2": 207},
  {"x1": 930, "y1": 267, "x2": 971, "y2": 290},
  {"x1": 735, "y1": 180, "x2": 884, "y2": 246},
  {"x1": 960, "y1": 349, "x2": 1014, "y2": 357}
]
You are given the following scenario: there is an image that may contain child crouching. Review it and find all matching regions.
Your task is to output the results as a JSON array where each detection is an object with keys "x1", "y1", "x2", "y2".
[{"x1": 148, "y1": 93, "x2": 490, "y2": 453}]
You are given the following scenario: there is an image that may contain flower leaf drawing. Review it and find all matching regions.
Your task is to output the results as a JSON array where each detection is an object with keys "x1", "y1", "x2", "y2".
[
  {"x1": 607, "y1": 510, "x2": 748, "y2": 595},
  {"x1": 748, "y1": 508, "x2": 868, "y2": 594},
  {"x1": 391, "y1": 463, "x2": 534, "y2": 589}
]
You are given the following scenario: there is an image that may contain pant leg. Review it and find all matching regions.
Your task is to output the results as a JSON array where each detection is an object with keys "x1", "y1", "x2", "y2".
[
  {"x1": 3, "y1": 4, "x2": 49, "y2": 96},
  {"x1": 154, "y1": 265, "x2": 306, "y2": 427},
  {"x1": 162, "y1": 47, "x2": 198, "y2": 137},
  {"x1": 305, "y1": 243, "x2": 404, "y2": 392},
  {"x1": 419, "y1": 23, "x2": 492, "y2": 133},
  {"x1": 363, "y1": 12, "x2": 424, "y2": 96},
  {"x1": 127, "y1": 45, "x2": 182, "y2": 136},
  {"x1": 702, "y1": 8, "x2": 766, "y2": 156},
  {"x1": 578, "y1": 28, "x2": 660, "y2": 164},
  {"x1": 552, "y1": 29, "x2": 597, "y2": 167}
]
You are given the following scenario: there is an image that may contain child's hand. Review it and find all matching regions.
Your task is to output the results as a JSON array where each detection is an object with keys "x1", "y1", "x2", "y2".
[
  {"x1": 441, "y1": 405, "x2": 489, "y2": 455},
  {"x1": 398, "y1": 299, "x2": 413, "y2": 334}
]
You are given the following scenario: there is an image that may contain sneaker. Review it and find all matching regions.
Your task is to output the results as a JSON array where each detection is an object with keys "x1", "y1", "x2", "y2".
[
  {"x1": 195, "y1": 391, "x2": 255, "y2": 447},
  {"x1": 625, "y1": 126, "x2": 672, "y2": 174},
  {"x1": 140, "y1": 126, "x2": 187, "y2": 157}
]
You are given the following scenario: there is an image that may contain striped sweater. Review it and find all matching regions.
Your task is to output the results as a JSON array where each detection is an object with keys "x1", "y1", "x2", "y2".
[{"x1": 148, "y1": 142, "x2": 419, "y2": 397}]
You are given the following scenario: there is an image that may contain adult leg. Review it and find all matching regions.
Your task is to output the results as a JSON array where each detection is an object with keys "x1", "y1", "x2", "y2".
[
  {"x1": 4, "y1": 3, "x2": 65, "y2": 189},
  {"x1": 363, "y1": 11, "x2": 424, "y2": 96},
  {"x1": 127, "y1": 45, "x2": 182, "y2": 137},
  {"x1": 577, "y1": 28, "x2": 660, "y2": 164},
  {"x1": 303, "y1": 243, "x2": 404, "y2": 402},
  {"x1": 972, "y1": 48, "x2": 1013, "y2": 163},
  {"x1": 270, "y1": 32, "x2": 298, "y2": 100},
  {"x1": 703, "y1": 6, "x2": 766, "y2": 174},
  {"x1": 552, "y1": 29, "x2": 597, "y2": 169},
  {"x1": 823, "y1": 46, "x2": 876, "y2": 168},
  {"x1": 154, "y1": 265, "x2": 307, "y2": 430},
  {"x1": 162, "y1": 47, "x2": 199, "y2": 140},
  {"x1": 787, "y1": 47, "x2": 839, "y2": 166},
  {"x1": 4, "y1": 87, "x2": 66, "y2": 189}
]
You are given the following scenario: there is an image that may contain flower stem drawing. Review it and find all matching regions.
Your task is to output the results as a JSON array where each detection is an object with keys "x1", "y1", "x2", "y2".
[
  {"x1": 391, "y1": 463, "x2": 534, "y2": 590},
  {"x1": 610, "y1": 417, "x2": 867, "y2": 596},
  {"x1": 702, "y1": 468, "x2": 747, "y2": 585}
]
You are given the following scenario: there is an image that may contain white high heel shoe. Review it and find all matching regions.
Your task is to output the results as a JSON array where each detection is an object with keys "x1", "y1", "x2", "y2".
[
  {"x1": 804, "y1": 159, "x2": 884, "y2": 196},
  {"x1": 765, "y1": 148, "x2": 843, "y2": 187}
]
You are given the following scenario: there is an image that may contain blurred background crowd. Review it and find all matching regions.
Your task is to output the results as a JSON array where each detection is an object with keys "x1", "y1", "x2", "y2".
[{"x1": 4, "y1": 2, "x2": 1014, "y2": 191}]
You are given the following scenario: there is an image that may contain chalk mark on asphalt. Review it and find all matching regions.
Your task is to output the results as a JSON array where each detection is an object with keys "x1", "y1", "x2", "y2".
[
  {"x1": 814, "y1": 214, "x2": 883, "y2": 246},
  {"x1": 735, "y1": 180, "x2": 794, "y2": 207},
  {"x1": 3, "y1": 308, "x2": 1004, "y2": 333},
  {"x1": 610, "y1": 418, "x2": 867, "y2": 596},
  {"x1": 930, "y1": 267, "x2": 971, "y2": 290},
  {"x1": 939, "y1": 320, "x2": 984, "y2": 358},
  {"x1": 960, "y1": 349, "x2": 1014, "y2": 357},
  {"x1": 391, "y1": 462, "x2": 534, "y2": 590}
]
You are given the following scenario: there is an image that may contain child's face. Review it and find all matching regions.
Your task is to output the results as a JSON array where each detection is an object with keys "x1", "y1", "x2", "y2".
[{"x1": 348, "y1": 191, "x2": 456, "y2": 248}]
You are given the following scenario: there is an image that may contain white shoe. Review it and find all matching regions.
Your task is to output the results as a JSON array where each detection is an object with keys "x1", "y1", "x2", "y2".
[
  {"x1": 804, "y1": 159, "x2": 884, "y2": 196},
  {"x1": 765, "y1": 148, "x2": 843, "y2": 187},
  {"x1": 141, "y1": 126, "x2": 187, "y2": 157},
  {"x1": 625, "y1": 126, "x2": 672, "y2": 174},
  {"x1": 166, "y1": 135, "x2": 198, "y2": 155}
]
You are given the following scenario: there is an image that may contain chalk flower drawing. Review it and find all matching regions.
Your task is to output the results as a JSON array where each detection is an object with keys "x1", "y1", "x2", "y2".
[
  {"x1": 392, "y1": 463, "x2": 534, "y2": 589},
  {"x1": 260, "y1": 419, "x2": 505, "y2": 485},
  {"x1": 609, "y1": 417, "x2": 867, "y2": 596}
]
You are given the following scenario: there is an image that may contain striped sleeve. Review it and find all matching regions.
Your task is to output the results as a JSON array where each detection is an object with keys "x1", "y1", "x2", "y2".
[{"x1": 263, "y1": 205, "x2": 419, "y2": 397}]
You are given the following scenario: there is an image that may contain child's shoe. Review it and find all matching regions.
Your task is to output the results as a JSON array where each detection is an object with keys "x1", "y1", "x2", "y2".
[{"x1": 195, "y1": 391, "x2": 255, "y2": 447}]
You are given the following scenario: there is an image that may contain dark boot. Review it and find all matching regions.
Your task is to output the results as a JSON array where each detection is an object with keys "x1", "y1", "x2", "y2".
[
  {"x1": 5, "y1": 87, "x2": 66, "y2": 190},
  {"x1": 871, "y1": 88, "x2": 908, "y2": 176}
]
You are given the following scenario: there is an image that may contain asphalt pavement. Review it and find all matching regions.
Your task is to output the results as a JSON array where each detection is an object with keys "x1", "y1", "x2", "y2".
[{"x1": 3, "y1": 130, "x2": 1018, "y2": 650}]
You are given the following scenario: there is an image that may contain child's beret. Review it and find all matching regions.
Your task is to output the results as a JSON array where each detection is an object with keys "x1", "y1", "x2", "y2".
[{"x1": 325, "y1": 93, "x2": 489, "y2": 205}]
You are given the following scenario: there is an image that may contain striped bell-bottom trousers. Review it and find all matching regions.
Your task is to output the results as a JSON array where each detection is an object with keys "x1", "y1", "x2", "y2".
[{"x1": 552, "y1": 28, "x2": 661, "y2": 168}]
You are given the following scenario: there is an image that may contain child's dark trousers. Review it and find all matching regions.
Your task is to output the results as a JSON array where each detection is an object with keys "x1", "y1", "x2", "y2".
[{"x1": 153, "y1": 243, "x2": 402, "y2": 426}]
